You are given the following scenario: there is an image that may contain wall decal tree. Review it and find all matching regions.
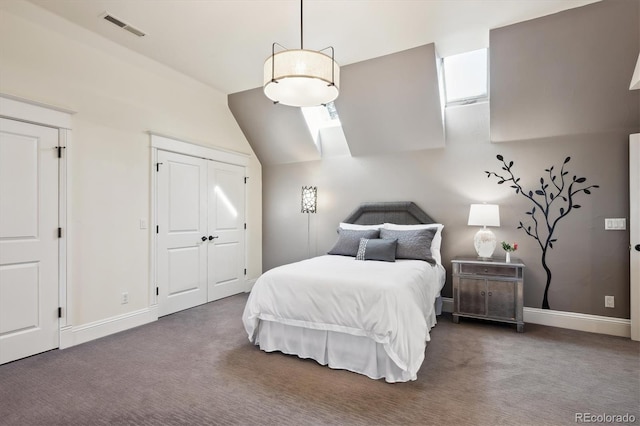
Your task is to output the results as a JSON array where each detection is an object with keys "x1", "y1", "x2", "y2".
[{"x1": 485, "y1": 155, "x2": 599, "y2": 309}]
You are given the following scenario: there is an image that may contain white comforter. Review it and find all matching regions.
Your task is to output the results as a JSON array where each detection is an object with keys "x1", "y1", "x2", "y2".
[{"x1": 242, "y1": 255, "x2": 445, "y2": 379}]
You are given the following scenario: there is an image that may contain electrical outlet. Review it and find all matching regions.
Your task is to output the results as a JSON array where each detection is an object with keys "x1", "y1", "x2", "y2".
[
  {"x1": 121, "y1": 292, "x2": 129, "y2": 304},
  {"x1": 605, "y1": 295, "x2": 614, "y2": 308}
]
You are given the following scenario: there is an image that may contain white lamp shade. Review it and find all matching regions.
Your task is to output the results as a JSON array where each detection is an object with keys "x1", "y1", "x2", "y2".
[
  {"x1": 264, "y1": 49, "x2": 340, "y2": 107},
  {"x1": 468, "y1": 204, "x2": 500, "y2": 227}
]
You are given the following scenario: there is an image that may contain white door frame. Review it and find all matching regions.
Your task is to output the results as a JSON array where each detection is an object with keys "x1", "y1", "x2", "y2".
[
  {"x1": 630, "y1": 134, "x2": 639, "y2": 341},
  {"x1": 0, "y1": 94, "x2": 73, "y2": 331},
  {"x1": 149, "y1": 133, "x2": 249, "y2": 308}
]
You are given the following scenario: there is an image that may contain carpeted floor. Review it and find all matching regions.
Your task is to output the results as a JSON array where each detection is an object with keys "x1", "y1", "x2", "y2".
[{"x1": 0, "y1": 293, "x2": 638, "y2": 426}]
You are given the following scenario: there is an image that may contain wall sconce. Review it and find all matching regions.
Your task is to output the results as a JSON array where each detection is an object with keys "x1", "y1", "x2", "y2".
[
  {"x1": 468, "y1": 203, "x2": 500, "y2": 258},
  {"x1": 301, "y1": 186, "x2": 317, "y2": 213},
  {"x1": 301, "y1": 186, "x2": 317, "y2": 258}
]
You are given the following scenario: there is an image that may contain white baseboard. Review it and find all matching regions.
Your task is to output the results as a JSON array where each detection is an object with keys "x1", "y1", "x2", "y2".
[
  {"x1": 522, "y1": 307, "x2": 630, "y2": 338},
  {"x1": 245, "y1": 278, "x2": 257, "y2": 293},
  {"x1": 60, "y1": 306, "x2": 158, "y2": 349},
  {"x1": 440, "y1": 297, "x2": 630, "y2": 338},
  {"x1": 442, "y1": 297, "x2": 453, "y2": 314}
]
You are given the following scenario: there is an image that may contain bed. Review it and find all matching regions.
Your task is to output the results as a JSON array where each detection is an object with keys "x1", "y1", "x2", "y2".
[{"x1": 242, "y1": 202, "x2": 445, "y2": 383}]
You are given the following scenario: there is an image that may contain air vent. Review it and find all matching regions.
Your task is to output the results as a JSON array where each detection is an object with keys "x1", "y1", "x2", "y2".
[{"x1": 102, "y1": 13, "x2": 146, "y2": 37}]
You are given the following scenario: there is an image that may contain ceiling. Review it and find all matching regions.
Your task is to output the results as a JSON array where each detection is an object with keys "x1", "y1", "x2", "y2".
[{"x1": 25, "y1": 0, "x2": 599, "y2": 95}]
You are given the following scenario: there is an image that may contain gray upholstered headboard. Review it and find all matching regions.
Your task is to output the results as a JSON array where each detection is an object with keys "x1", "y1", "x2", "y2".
[{"x1": 343, "y1": 202, "x2": 436, "y2": 225}]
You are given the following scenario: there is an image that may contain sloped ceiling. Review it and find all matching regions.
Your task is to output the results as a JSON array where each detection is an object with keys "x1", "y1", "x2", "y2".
[
  {"x1": 229, "y1": 43, "x2": 445, "y2": 165},
  {"x1": 228, "y1": 89, "x2": 320, "y2": 165},
  {"x1": 490, "y1": 0, "x2": 639, "y2": 142},
  {"x1": 335, "y1": 44, "x2": 444, "y2": 156},
  {"x1": 16, "y1": 0, "x2": 601, "y2": 95}
]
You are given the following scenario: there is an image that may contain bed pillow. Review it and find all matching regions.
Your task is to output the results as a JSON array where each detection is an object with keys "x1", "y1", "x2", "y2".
[
  {"x1": 384, "y1": 223, "x2": 444, "y2": 265},
  {"x1": 328, "y1": 229, "x2": 380, "y2": 257},
  {"x1": 355, "y1": 238, "x2": 397, "y2": 262},
  {"x1": 339, "y1": 222, "x2": 383, "y2": 231},
  {"x1": 380, "y1": 228, "x2": 437, "y2": 265}
]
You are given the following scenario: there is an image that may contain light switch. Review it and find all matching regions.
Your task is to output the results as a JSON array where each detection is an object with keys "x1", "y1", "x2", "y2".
[{"x1": 604, "y1": 218, "x2": 626, "y2": 230}]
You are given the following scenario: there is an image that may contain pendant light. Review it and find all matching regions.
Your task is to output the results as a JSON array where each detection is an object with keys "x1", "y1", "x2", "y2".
[{"x1": 263, "y1": 0, "x2": 340, "y2": 107}]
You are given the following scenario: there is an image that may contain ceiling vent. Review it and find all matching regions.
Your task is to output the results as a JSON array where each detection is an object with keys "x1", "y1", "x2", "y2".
[{"x1": 102, "y1": 13, "x2": 146, "y2": 37}]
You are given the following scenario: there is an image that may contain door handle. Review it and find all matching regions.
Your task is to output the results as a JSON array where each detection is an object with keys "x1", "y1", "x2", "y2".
[
  {"x1": 201, "y1": 236, "x2": 207, "y2": 242},
  {"x1": 209, "y1": 235, "x2": 219, "y2": 241},
  {"x1": 635, "y1": 244, "x2": 640, "y2": 252}
]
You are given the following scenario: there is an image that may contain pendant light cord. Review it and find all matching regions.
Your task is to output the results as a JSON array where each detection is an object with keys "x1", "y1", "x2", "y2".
[{"x1": 300, "y1": 0, "x2": 304, "y2": 49}]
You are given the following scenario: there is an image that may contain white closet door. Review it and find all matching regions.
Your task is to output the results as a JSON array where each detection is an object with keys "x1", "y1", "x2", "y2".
[
  {"x1": 157, "y1": 151, "x2": 208, "y2": 316},
  {"x1": 207, "y1": 161, "x2": 246, "y2": 301},
  {"x1": 0, "y1": 118, "x2": 59, "y2": 364}
]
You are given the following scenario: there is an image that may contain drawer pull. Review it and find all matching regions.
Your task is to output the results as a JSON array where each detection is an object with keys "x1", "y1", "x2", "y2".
[
  {"x1": 480, "y1": 291, "x2": 485, "y2": 296},
  {"x1": 488, "y1": 292, "x2": 492, "y2": 296},
  {"x1": 484, "y1": 268, "x2": 488, "y2": 273}
]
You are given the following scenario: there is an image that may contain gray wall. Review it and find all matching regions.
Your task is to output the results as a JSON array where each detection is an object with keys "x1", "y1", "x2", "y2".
[
  {"x1": 262, "y1": 103, "x2": 633, "y2": 317},
  {"x1": 252, "y1": 0, "x2": 639, "y2": 318}
]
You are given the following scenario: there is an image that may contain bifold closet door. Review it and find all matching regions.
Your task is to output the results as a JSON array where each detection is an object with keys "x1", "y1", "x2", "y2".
[
  {"x1": 0, "y1": 118, "x2": 59, "y2": 364},
  {"x1": 207, "y1": 161, "x2": 246, "y2": 301},
  {"x1": 157, "y1": 150, "x2": 208, "y2": 317}
]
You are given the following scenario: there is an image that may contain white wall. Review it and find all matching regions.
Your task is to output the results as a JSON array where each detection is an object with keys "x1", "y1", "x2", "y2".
[{"x1": 0, "y1": 2, "x2": 262, "y2": 327}]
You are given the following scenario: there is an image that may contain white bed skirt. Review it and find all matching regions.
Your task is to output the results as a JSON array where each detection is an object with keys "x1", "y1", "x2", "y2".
[
  {"x1": 253, "y1": 297, "x2": 442, "y2": 383},
  {"x1": 255, "y1": 320, "x2": 416, "y2": 382}
]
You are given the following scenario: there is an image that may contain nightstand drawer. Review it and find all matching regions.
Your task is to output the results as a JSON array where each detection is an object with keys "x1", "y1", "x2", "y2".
[{"x1": 459, "y1": 263, "x2": 517, "y2": 277}]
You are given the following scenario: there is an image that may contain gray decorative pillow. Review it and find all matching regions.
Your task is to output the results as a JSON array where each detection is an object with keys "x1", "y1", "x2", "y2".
[
  {"x1": 328, "y1": 229, "x2": 380, "y2": 257},
  {"x1": 380, "y1": 228, "x2": 436, "y2": 264},
  {"x1": 356, "y1": 238, "x2": 397, "y2": 262}
]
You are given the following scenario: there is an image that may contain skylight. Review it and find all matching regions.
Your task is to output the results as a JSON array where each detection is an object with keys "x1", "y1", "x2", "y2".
[
  {"x1": 443, "y1": 48, "x2": 488, "y2": 106},
  {"x1": 301, "y1": 102, "x2": 350, "y2": 157}
]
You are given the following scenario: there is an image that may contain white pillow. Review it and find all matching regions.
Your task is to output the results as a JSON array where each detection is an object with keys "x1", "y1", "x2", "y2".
[
  {"x1": 339, "y1": 222, "x2": 383, "y2": 231},
  {"x1": 383, "y1": 223, "x2": 444, "y2": 265}
]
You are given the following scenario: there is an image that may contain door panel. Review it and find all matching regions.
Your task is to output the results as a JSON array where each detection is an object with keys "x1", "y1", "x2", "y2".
[
  {"x1": 208, "y1": 162, "x2": 245, "y2": 301},
  {"x1": 0, "y1": 118, "x2": 59, "y2": 364},
  {"x1": 157, "y1": 151, "x2": 207, "y2": 316},
  {"x1": 0, "y1": 133, "x2": 38, "y2": 238},
  {"x1": 487, "y1": 280, "x2": 516, "y2": 320},
  {"x1": 458, "y1": 277, "x2": 486, "y2": 316}
]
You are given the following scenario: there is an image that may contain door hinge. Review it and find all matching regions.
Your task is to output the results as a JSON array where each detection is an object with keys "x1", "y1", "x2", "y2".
[
  {"x1": 57, "y1": 227, "x2": 62, "y2": 238},
  {"x1": 56, "y1": 146, "x2": 66, "y2": 158},
  {"x1": 244, "y1": 268, "x2": 247, "y2": 275},
  {"x1": 58, "y1": 307, "x2": 62, "y2": 318},
  {"x1": 156, "y1": 162, "x2": 163, "y2": 172},
  {"x1": 156, "y1": 287, "x2": 159, "y2": 296}
]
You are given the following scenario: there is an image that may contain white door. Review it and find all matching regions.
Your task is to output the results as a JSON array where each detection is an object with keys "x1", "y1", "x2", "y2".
[
  {"x1": 157, "y1": 151, "x2": 208, "y2": 317},
  {"x1": 207, "y1": 161, "x2": 246, "y2": 301},
  {"x1": 0, "y1": 118, "x2": 59, "y2": 364},
  {"x1": 630, "y1": 134, "x2": 639, "y2": 341}
]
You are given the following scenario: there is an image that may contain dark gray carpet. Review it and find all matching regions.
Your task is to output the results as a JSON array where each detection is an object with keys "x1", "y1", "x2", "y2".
[{"x1": 0, "y1": 294, "x2": 638, "y2": 426}]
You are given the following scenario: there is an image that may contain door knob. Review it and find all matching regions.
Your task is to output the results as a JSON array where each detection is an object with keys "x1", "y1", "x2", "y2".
[
  {"x1": 201, "y1": 236, "x2": 207, "y2": 242},
  {"x1": 209, "y1": 235, "x2": 219, "y2": 241},
  {"x1": 635, "y1": 244, "x2": 640, "y2": 252}
]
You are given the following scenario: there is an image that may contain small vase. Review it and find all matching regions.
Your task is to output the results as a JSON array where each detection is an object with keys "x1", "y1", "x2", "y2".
[{"x1": 505, "y1": 252, "x2": 511, "y2": 263}]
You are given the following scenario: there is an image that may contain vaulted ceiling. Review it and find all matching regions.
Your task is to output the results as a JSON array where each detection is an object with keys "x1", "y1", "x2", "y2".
[{"x1": 24, "y1": 0, "x2": 599, "y2": 95}]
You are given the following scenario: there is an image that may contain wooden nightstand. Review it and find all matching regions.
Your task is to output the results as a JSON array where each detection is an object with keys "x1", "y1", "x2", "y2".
[{"x1": 451, "y1": 256, "x2": 525, "y2": 332}]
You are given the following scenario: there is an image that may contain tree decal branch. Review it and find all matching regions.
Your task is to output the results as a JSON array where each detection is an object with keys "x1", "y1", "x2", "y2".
[{"x1": 485, "y1": 155, "x2": 599, "y2": 309}]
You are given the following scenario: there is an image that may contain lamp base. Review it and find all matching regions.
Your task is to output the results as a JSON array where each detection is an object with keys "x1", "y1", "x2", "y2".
[{"x1": 474, "y1": 228, "x2": 497, "y2": 258}]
